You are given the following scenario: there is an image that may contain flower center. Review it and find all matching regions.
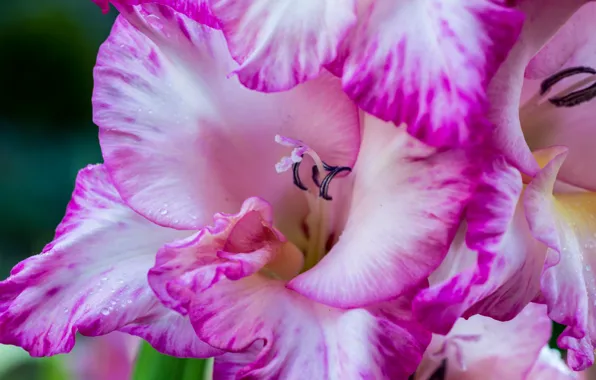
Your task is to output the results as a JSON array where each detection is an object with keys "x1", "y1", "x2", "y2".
[{"x1": 274, "y1": 135, "x2": 352, "y2": 272}]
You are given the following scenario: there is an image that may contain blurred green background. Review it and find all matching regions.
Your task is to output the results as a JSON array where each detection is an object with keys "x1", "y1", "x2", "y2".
[
  {"x1": 0, "y1": 1, "x2": 116, "y2": 378},
  {"x1": 0, "y1": 1, "x2": 115, "y2": 277}
]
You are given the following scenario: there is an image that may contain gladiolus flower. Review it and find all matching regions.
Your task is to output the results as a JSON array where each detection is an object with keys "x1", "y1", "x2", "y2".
[{"x1": 0, "y1": 4, "x2": 484, "y2": 378}]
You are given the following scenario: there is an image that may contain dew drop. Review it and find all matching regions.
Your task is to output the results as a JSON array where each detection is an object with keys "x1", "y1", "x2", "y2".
[
  {"x1": 63, "y1": 308, "x2": 69, "y2": 314},
  {"x1": 101, "y1": 308, "x2": 110, "y2": 316},
  {"x1": 160, "y1": 209, "x2": 168, "y2": 215}
]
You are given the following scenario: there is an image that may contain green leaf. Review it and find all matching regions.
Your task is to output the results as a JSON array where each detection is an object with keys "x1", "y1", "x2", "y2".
[{"x1": 131, "y1": 342, "x2": 212, "y2": 380}]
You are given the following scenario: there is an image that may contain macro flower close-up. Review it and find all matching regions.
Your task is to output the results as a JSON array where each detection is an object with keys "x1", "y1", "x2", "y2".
[{"x1": 0, "y1": 0, "x2": 595, "y2": 379}]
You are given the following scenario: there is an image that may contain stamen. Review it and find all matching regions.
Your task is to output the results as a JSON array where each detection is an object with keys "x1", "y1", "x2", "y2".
[
  {"x1": 275, "y1": 134, "x2": 352, "y2": 200},
  {"x1": 311, "y1": 165, "x2": 321, "y2": 188},
  {"x1": 540, "y1": 66, "x2": 596, "y2": 95},
  {"x1": 292, "y1": 161, "x2": 308, "y2": 191},
  {"x1": 319, "y1": 166, "x2": 351, "y2": 201},
  {"x1": 549, "y1": 82, "x2": 596, "y2": 107}
]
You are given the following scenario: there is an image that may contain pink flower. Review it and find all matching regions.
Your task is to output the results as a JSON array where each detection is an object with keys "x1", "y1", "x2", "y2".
[
  {"x1": 414, "y1": 1, "x2": 596, "y2": 371},
  {"x1": 0, "y1": 4, "x2": 482, "y2": 377},
  {"x1": 91, "y1": 0, "x2": 524, "y2": 149},
  {"x1": 414, "y1": 303, "x2": 578, "y2": 380}
]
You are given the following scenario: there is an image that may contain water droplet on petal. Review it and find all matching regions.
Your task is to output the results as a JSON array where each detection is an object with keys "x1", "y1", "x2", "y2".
[
  {"x1": 101, "y1": 308, "x2": 110, "y2": 316},
  {"x1": 160, "y1": 209, "x2": 168, "y2": 215}
]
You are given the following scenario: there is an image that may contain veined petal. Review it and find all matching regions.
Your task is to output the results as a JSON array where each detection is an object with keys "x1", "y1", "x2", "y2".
[
  {"x1": 202, "y1": 279, "x2": 429, "y2": 379},
  {"x1": 149, "y1": 196, "x2": 430, "y2": 378},
  {"x1": 0, "y1": 165, "x2": 218, "y2": 358},
  {"x1": 288, "y1": 115, "x2": 479, "y2": 308},
  {"x1": 413, "y1": 156, "x2": 545, "y2": 333},
  {"x1": 416, "y1": 303, "x2": 552, "y2": 380},
  {"x1": 488, "y1": 0, "x2": 587, "y2": 176},
  {"x1": 524, "y1": 148, "x2": 596, "y2": 370},
  {"x1": 339, "y1": 0, "x2": 523, "y2": 147},
  {"x1": 210, "y1": 0, "x2": 357, "y2": 91},
  {"x1": 521, "y1": 3, "x2": 596, "y2": 191},
  {"x1": 93, "y1": 5, "x2": 360, "y2": 231},
  {"x1": 93, "y1": 0, "x2": 220, "y2": 27},
  {"x1": 148, "y1": 197, "x2": 304, "y2": 314}
]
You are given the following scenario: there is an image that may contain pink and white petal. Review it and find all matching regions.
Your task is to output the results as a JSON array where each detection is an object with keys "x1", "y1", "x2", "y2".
[
  {"x1": 148, "y1": 197, "x2": 304, "y2": 314},
  {"x1": 524, "y1": 148, "x2": 596, "y2": 370},
  {"x1": 0, "y1": 165, "x2": 217, "y2": 358},
  {"x1": 339, "y1": 0, "x2": 523, "y2": 148},
  {"x1": 417, "y1": 303, "x2": 552, "y2": 380},
  {"x1": 148, "y1": 193, "x2": 429, "y2": 378},
  {"x1": 120, "y1": 306, "x2": 220, "y2": 357},
  {"x1": 210, "y1": 0, "x2": 357, "y2": 91},
  {"x1": 525, "y1": 3, "x2": 596, "y2": 79},
  {"x1": 527, "y1": 347, "x2": 579, "y2": 380},
  {"x1": 288, "y1": 116, "x2": 479, "y2": 308},
  {"x1": 93, "y1": 5, "x2": 360, "y2": 231},
  {"x1": 191, "y1": 276, "x2": 430, "y2": 379},
  {"x1": 93, "y1": 0, "x2": 220, "y2": 27},
  {"x1": 413, "y1": 156, "x2": 545, "y2": 334},
  {"x1": 488, "y1": 0, "x2": 587, "y2": 176},
  {"x1": 520, "y1": 3, "x2": 596, "y2": 190},
  {"x1": 212, "y1": 346, "x2": 261, "y2": 379}
]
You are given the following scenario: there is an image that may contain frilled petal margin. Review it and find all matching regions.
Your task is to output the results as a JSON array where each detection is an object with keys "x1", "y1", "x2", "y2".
[
  {"x1": 334, "y1": 0, "x2": 523, "y2": 148},
  {"x1": 416, "y1": 303, "x2": 553, "y2": 380},
  {"x1": 149, "y1": 197, "x2": 430, "y2": 379},
  {"x1": 288, "y1": 116, "x2": 479, "y2": 308},
  {"x1": 93, "y1": 4, "x2": 360, "y2": 232},
  {"x1": 209, "y1": 0, "x2": 357, "y2": 92},
  {"x1": 0, "y1": 165, "x2": 219, "y2": 358},
  {"x1": 524, "y1": 147, "x2": 596, "y2": 370},
  {"x1": 92, "y1": 0, "x2": 220, "y2": 28},
  {"x1": 413, "y1": 155, "x2": 545, "y2": 333}
]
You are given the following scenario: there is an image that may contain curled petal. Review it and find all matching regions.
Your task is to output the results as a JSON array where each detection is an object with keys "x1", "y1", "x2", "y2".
[
  {"x1": 210, "y1": 0, "x2": 357, "y2": 91},
  {"x1": 524, "y1": 148, "x2": 596, "y2": 370},
  {"x1": 93, "y1": 5, "x2": 360, "y2": 231},
  {"x1": 413, "y1": 155, "x2": 545, "y2": 333},
  {"x1": 148, "y1": 197, "x2": 304, "y2": 314},
  {"x1": 149, "y1": 197, "x2": 429, "y2": 378},
  {"x1": 288, "y1": 116, "x2": 479, "y2": 308},
  {"x1": 339, "y1": 0, "x2": 523, "y2": 147},
  {"x1": 0, "y1": 165, "x2": 218, "y2": 358}
]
